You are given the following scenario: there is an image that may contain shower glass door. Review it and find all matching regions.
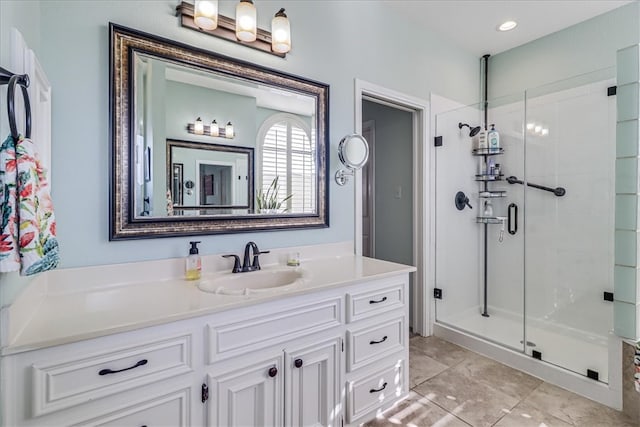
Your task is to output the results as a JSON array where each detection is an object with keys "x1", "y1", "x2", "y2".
[
  {"x1": 523, "y1": 69, "x2": 615, "y2": 383},
  {"x1": 434, "y1": 95, "x2": 526, "y2": 352},
  {"x1": 434, "y1": 69, "x2": 615, "y2": 384}
]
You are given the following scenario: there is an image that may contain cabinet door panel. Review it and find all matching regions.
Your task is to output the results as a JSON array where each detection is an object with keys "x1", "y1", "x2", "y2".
[
  {"x1": 285, "y1": 337, "x2": 341, "y2": 427},
  {"x1": 208, "y1": 355, "x2": 283, "y2": 427}
]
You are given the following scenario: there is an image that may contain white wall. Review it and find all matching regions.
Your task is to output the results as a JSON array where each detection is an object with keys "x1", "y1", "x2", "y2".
[{"x1": 0, "y1": 1, "x2": 479, "y2": 305}]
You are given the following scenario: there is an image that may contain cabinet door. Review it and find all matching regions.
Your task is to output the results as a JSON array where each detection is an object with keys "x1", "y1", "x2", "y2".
[
  {"x1": 285, "y1": 337, "x2": 341, "y2": 427},
  {"x1": 208, "y1": 354, "x2": 283, "y2": 427}
]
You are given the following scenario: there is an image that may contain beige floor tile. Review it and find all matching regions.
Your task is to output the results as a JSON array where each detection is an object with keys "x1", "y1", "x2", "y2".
[
  {"x1": 450, "y1": 354, "x2": 542, "y2": 401},
  {"x1": 493, "y1": 401, "x2": 573, "y2": 427},
  {"x1": 363, "y1": 391, "x2": 470, "y2": 427},
  {"x1": 410, "y1": 336, "x2": 470, "y2": 367},
  {"x1": 410, "y1": 346, "x2": 448, "y2": 388},
  {"x1": 525, "y1": 382, "x2": 637, "y2": 427},
  {"x1": 413, "y1": 368, "x2": 519, "y2": 427}
]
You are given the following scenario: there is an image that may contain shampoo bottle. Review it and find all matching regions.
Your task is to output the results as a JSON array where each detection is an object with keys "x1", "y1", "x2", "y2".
[
  {"x1": 488, "y1": 124, "x2": 500, "y2": 150},
  {"x1": 477, "y1": 130, "x2": 488, "y2": 149},
  {"x1": 186, "y1": 241, "x2": 202, "y2": 280}
]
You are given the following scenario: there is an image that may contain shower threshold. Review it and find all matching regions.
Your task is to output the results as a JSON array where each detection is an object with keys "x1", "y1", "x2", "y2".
[{"x1": 437, "y1": 307, "x2": 609, "y2": 383}]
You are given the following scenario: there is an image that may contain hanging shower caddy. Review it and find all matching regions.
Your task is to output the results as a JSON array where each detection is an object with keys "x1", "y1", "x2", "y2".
[{"x1": 474, "y1": 146, "x2": 505, "y2": 224}]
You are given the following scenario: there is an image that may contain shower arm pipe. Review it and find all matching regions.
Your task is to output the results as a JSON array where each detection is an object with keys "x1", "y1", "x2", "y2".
[{"x1": 506, "y1": 176, "x2": 566, "y2": 197}]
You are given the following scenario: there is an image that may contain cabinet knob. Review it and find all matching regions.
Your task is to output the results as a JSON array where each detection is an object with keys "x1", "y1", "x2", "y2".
[
  {"x1": 294, "y1": 358, "x2": 303, "y2": 368},
  {"x1": 268, "y1": 366, "x2": 278, "y2": 377}
]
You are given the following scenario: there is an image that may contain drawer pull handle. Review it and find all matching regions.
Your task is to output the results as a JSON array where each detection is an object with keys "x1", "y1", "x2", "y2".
[
  {"x1": 369, "y1": 296, "x2": 387, "y2": 304},
  {"x1": 98, "y1": 359, "x2": 148, "y2": 376},
  {"x1": 294, "y1": 358, "x2": 303, "y2": 368},
  {"x1": 369, "y1": 382, "x2": 387, "y2": 393},
  {"x1": 268, "y1": 367, "x2": 278, "y2": 377},
  {"x1": 370, "y1": 336, "x2": 388, "y2": 345}
]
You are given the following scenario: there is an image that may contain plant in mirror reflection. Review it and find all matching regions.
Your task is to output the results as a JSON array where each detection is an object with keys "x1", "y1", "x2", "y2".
[{"x1": 256, "y1": 176, "x2": 292, "y2": 213}]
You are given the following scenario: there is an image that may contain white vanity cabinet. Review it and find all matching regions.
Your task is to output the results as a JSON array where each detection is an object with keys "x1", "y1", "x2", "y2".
[
  {"x1": 1, "y1": 271, "x2": 410, "y2": 427},
  {"x1": 206, "y1": 336, "x2": 341, "y2": 427},
  {"x1": 203, "y1": 292, "x2": 344, "y2": 427},
  {"x1": 0, "y1": 321, "x2": 200, "y2": 426}
]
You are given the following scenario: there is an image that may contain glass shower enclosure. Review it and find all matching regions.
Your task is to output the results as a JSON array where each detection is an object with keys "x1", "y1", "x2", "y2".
[{"x1": 434, "y1": 69, "x2": 615, "y2": 383}]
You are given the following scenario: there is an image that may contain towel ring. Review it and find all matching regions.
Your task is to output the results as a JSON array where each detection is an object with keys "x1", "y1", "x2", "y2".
[{"x1": 7, "y1": 73, "x2": 31, "y2": 141}]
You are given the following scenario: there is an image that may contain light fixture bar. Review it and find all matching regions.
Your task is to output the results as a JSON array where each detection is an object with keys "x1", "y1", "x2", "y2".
[
  {"x1": 187, "y1": 122, "x2": 235, "y2": 139},
  {"x1": 176, "y1": 1, "x2": 286, "y2": 58}
]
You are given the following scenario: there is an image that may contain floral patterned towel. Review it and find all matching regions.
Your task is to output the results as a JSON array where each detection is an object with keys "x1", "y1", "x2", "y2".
[{"x1": 0, "y1": 134, "x2": 59, "y2": 276}]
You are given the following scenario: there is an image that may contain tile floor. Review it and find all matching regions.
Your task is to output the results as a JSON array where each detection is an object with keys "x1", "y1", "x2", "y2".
[{"x1": 364, "y1": 336, "x2": 637, "y2": 427}]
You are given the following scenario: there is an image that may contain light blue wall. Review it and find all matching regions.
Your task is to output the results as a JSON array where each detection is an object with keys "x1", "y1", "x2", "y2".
[
  {"x1": 165, "y1": 81, "x2": 257, "y2": 147},
  {"x1": 17, "y1": 1, "x2": 477, "y2": 272},
  {"x1": 489, "y1": 1, "x2": 640, "y2": 99}
]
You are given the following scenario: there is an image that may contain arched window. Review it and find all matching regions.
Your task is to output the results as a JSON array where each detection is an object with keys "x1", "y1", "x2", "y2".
[{"x1": 257, "y1": 113, "x2": 315, "y2": 213}]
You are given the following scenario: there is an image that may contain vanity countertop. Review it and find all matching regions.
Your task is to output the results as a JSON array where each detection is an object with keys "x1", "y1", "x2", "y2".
[{"x1": 3, "y1": 254, "x2": 415, "y2": 355}]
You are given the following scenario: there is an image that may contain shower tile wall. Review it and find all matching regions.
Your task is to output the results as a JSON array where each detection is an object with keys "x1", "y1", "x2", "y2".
[{"x1": 615, "y1": 44, "x2": 640, "y2": 340}]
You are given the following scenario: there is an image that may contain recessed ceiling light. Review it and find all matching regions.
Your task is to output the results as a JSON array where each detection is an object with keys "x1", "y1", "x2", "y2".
[{"x1": 498, "y1": 20, "x2": 518, "y2": 32}]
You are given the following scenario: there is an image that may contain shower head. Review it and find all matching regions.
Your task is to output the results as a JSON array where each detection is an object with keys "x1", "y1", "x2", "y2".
[{"x1": 458, "y1": 122, "x2": 482, "y2": 137}]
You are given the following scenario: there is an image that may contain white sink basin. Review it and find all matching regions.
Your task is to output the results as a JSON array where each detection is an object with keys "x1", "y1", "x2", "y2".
[{"x1": 198, "y1": 267, "x2": 307, "y2": 295}]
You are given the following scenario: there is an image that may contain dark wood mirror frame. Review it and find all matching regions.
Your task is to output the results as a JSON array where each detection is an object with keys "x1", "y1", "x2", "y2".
[
  {"x1": 166, "y1": 139, "x2": 254, "y2": 212},
  {"x1": 109, "y1": 23, "x2": 329, "y2": 240}
]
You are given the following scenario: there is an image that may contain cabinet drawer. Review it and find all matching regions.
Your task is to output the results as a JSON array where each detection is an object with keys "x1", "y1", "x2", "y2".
[
  {"x1": 206, "y1": 297, "x2": 342, "y2": 363},
  {"x1": 346, "y1": 282, "x2": 405, "y2": 323},
  {"x1": 32, "y1": 334, "x2": 192, "y2": 417},
  {"x1": 72, "y1": 388, "x2": 190, "y2": 427},
  {"x1": 347, "y1": 316, "x2": 404, "y2": 372},
  {"x1": 347, "y1": 360, "x2": 405, "y2": 423}
]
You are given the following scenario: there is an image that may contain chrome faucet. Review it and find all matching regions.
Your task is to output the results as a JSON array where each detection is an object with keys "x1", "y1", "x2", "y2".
[{"x1": 222, "y1": 241, "x2": 270, "y2": 273}]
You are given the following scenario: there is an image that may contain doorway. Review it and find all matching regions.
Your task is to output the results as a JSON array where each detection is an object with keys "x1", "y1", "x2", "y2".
[{"x1": 354, "y1": 80, "x2": 430, "y2": 335}]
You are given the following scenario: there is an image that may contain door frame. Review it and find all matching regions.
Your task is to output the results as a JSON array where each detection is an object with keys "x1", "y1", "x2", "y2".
[
  {"x1": 361, "y1": 120, "x2": 375, "y2": 257},
  {"x1": 354, "y1": 79, "x2": 430, "y2": 336}
]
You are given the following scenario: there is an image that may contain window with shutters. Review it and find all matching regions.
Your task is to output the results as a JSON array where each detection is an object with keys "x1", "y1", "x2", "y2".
[{"x1": 257, "y1": 114, "x2": 316, "y2": 213}]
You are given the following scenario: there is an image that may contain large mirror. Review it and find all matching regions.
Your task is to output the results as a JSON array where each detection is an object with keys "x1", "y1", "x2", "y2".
[{"x1": 110, "y1": 23, "x2": 329, "y2": 239}]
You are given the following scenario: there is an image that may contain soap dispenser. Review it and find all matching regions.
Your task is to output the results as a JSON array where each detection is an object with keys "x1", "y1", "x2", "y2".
[
  {"x1": 488, "y1": 124, "x2": 500, "y2": 150},
  {"x1": 186, "y1": 241, "x2": 202, "y2": 281}
]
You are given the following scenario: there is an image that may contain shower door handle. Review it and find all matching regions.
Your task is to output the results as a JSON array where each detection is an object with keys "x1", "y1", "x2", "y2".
[{"x1": 508, "y1": 203, "x2": 518, "y2": 235}]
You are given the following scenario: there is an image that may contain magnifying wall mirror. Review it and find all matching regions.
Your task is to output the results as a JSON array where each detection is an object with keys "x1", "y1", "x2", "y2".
[{"x1": 335, "y1": 134, "x2": 369, "y2": 185}]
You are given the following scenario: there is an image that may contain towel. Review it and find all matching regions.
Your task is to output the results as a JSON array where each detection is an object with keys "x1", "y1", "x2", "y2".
[{"x1": 0, "y1": 134, "x2": 59, "y2": 275}]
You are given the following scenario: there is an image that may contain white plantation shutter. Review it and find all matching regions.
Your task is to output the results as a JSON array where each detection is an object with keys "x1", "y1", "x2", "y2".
[{"x1": 261, "y1": 116, "x2": 315, "y2": 213}]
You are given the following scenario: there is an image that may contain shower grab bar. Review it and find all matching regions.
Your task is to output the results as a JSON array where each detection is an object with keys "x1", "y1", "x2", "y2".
[{"x1": 506, "y1": 176, "x2": 566, "y2": 197}]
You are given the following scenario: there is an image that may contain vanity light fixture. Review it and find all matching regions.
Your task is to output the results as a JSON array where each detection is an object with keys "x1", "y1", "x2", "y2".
[
  {"x1": 194, "y1": 117, "x2": 204, "y2": 135},
  {"x1": 187, "y1": 118, "x2": 235, "y2": 139},
  {"x1": 225, "y1": 121, "x2": 235, "y2": 138},
  {"x1": 271, "y1": 8, "x2": 291, "y2": 54},
  {"x1": 210, "y1": 119, "x2": 219, "y2": 137},
  {"x1": 176, "y1": 1, "x2": 291, "y2": 58},
  {"x1": 194, "y1": 0, "x2": 218, "y2": 30},
  {"x1": 236, "y1": 0, "x2": 257, "y2": 42},
  {"x1": 498, "y1": 20, "x2": 518, "y2": 32}
]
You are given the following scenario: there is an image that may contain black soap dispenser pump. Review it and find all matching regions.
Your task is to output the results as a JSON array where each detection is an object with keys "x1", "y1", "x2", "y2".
[{"x1": 186, "y1": 241, "x2": 202, "y2": 281}]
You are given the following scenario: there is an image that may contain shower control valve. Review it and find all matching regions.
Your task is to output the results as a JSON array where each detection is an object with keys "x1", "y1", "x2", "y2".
[{"x1": 455, "y1": 191, "x2": 472, "y2": 211}]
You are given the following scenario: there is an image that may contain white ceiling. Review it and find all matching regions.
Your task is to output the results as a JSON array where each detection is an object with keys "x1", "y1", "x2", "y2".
[{"x1": 394, "y1": 0, "x2": 634, "y2": 56}]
